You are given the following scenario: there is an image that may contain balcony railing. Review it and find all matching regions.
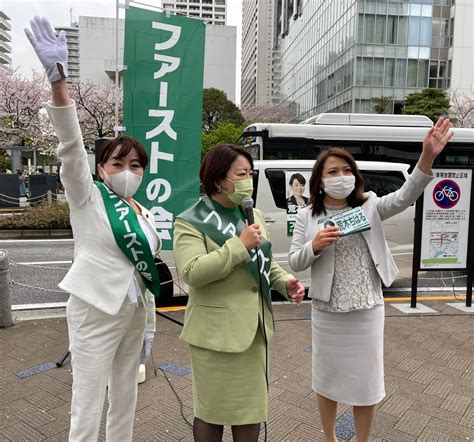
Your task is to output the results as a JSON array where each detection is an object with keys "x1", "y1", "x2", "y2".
[
  {"x1": 0, "y1": 52, "x2": 12, "y2": 65},
  {"x1": 0, "y1": 17, "x2": 11, "y2": 32},
  {"x1": 0, "y1": 29, "x2": 11, "y2": 42},
  {"x1": 0, "y1": 41, "x2": 11, "y2": 53}
]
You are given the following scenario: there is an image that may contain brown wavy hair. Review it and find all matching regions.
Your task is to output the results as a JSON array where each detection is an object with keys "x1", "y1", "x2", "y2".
[{"x1": 309, "y1": 147, "x2": 367, "y2": 216}]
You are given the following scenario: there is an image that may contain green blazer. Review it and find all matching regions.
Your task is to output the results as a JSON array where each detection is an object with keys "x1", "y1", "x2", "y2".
[{"x1": 173, "y1": 208, "x2": 294, "y2": 353}]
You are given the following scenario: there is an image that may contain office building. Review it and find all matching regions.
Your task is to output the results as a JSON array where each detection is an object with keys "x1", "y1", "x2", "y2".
[
  {"x1": 273, "y1": 0, "x2": 473, "y2": 119},
  {"x1": 77, "y1": 16, "x2": 236, "y2": 101},
  {"x1": 241, "y1": 0, "x2": 274, "y2": 107},
  {"x1": 202, "y1": 24, "x2": 237, "y2": 102},
  {"x1": 0, "y1": 11, "x2": 12, "y2": 71},
  {"x1": 162, "y1": 0, "x2": 226, "y2": 25},
  {"x1": 79, "y1": 16, "x2": 125, "y2": 87},
  {"x1": 55, "y1": 23, "x2": 80, "y2": 83}
]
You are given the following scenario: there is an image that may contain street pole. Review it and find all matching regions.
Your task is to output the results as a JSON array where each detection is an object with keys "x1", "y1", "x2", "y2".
[
  {"x1": 0, "y1": 250, "x2": 13, "y2": 328},
  {"x1": 114, "y1": 0, "x2": 120, "y2": 138}
]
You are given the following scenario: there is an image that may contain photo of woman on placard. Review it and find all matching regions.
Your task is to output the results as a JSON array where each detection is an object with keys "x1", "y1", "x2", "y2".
[{"x1": 287, "y1": 173, "x2": 309, "y2": 211}]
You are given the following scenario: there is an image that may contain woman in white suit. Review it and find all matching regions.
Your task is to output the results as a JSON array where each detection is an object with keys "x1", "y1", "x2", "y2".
[
  {"x1": 288, "y1": 118, "x2": 452, "y2": 442},
  {"x1": 25, "y1": 17, "x2": 160, "y2": 441}
]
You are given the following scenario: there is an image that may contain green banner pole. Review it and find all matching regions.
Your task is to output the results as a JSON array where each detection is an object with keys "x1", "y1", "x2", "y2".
[{"x1": 123, "y1": 6, "x2": 205, "y2": 250}]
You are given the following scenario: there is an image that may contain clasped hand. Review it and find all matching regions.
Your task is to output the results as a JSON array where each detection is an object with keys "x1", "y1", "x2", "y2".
[{"x1": 286, "y1": 279, "x2": 305, "y2": 304}]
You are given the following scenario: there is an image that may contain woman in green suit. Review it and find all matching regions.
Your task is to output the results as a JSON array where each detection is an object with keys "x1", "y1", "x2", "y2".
[{"x1": 174, "y1": 144, "x2": 305, "y2": 441}]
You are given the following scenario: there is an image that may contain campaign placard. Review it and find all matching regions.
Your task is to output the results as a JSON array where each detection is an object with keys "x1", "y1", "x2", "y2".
[
  {"x1": 285, "y1": 170, "x2": 311, "y2": 236},
  {"x1": 317, "y1": 206, "x2": 371, "y2": 236}
]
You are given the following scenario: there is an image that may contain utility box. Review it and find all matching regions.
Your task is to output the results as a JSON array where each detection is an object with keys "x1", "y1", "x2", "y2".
[
  {"x1": 0, "y1": 174, "x2": 20, "y2": 208},
  {"x1": 29, "y1": 174, "x2": 57, "y2": 203}
]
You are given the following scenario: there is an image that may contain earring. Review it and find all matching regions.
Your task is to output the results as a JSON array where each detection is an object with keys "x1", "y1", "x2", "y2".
[
  {"x1": 217, "y1": 186, "x2": 222, "y2": 193},
  {"x1": 319, "y1": 188, "x2": 323, "y2": 195}
]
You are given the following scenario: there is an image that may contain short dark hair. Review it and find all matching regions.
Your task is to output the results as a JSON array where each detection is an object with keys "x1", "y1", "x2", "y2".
[
  {"x1": 289, "y1": 173, "x2": 306, "y2": 186},
  {"x1": 200, "y1": 144, "x2": 254, "y2": 196},
  {"x1": 98, "y1": 136, "x2": 148, "y2": 170},
  {"x1": 309, "y1": 147, "x2": 367, "y2": 216}
]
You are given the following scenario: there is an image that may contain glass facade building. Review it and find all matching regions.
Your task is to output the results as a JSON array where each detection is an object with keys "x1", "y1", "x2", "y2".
[
  {"x1": 241, "y1": 0, "x2": 274, "y2": 107},
  {"x1": 273, "y1": 0, "x2": 456, "y2": 119}
]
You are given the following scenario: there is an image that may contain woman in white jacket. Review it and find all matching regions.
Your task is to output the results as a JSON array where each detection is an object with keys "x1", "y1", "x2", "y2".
[
  {"x1": 25, "y1": 17, "x2": 160, "y2": 441},
  {"x1": 288, "y1": 118, "x2": 452, "y2": 442}
]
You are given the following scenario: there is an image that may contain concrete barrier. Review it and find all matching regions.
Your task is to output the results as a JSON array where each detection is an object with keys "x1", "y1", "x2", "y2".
[{"x1": 0, "y1": 250, "x2": 13, "y2": 328}]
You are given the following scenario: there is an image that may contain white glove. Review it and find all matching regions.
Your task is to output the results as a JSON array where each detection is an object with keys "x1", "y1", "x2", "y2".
[
  {"x1": 140, "y1": 332, "x2": 155, "y2": 365},
  {"x1": 24, "y1": 16, "x2": 68, "y2": 83}
]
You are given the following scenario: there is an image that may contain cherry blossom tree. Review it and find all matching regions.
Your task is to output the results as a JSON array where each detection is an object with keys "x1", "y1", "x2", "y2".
[
  {"x1": 241, "y1": 105, "x2": 295, "y2": 124},
  {"x1": 0, "y1": 68, "x2": 53, "y2": 152},
  {"x1": 70, "y1": 81, "x2": 122, "y2": 148},
  {"x1": 449, "y1": 90, "x2": 474, "y2": 128}
]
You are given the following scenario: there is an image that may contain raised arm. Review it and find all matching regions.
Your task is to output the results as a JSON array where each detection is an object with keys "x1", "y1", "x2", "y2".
[
  {"x1": 51, "y1": 75, "x2": 70, "y2": 107},
  {"x1": 376, "y1": 117, "x2": 453, "y2": 220},
  {"x1": 25, "y1": 16, "x2": 94, "y2": 208},
  {"x1": 416, "y1": 117, "x2": 453, "y2": 174}
]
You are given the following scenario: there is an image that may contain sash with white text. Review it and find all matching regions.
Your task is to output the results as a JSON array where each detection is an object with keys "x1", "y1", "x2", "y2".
[
  {"x1": 94, "y1": 181, "x2": 161, "y2": 298},
  {"x1": 179, "y1": 197, "x2": 273, "y2": 308}
]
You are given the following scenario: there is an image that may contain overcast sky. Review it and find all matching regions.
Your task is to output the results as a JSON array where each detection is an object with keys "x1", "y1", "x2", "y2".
[{"x1": 3, "y1": 0, "x2": 243, "y2": 103}]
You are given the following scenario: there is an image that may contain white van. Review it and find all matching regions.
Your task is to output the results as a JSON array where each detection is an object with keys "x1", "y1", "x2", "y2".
[
  {"x1": 252, "y1": 159, "x2": 415, "y2": 286},
  {"x1": 159, "y1": 159, "x2": 415, "y2": 305}
]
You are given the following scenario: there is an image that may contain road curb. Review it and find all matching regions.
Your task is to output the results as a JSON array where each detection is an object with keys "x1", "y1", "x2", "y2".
[
  {"x1": 0, "y1": 229, "x2": 72, "y2": 240},
  {"x1": 11, "y1": 307, "x2": 66, "y2": 322}
]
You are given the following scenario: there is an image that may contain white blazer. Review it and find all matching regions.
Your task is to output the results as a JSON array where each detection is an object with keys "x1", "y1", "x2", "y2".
[
  {"x1": 45, "y1": 102, "x2": 160, "y2": 317},
  {"x1": 288, "y1": 167, "x2": 433, "y2": 302}
]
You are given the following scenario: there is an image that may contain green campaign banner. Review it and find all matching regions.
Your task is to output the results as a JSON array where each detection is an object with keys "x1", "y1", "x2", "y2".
[{"x1": 123, "y1": 6, "x2": 205, "y2": 250}]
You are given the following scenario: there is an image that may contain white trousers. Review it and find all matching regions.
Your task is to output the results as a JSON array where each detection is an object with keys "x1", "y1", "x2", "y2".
[{"x1": 66, "y1": 295, "x2": 146, "y2": 442}]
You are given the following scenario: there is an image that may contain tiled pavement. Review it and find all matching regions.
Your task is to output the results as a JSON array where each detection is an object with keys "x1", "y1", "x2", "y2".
[{"x1": 0, "y1": 301, "x2": 473, "y2": 441}]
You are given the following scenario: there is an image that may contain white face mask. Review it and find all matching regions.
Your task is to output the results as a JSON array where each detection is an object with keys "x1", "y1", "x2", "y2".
[
  {"x1": 102, "y1": 169, "x2": 143, "y2": 198},
  {"x1": 322, "y1": 175, "x2": 356, "y2": 200}
]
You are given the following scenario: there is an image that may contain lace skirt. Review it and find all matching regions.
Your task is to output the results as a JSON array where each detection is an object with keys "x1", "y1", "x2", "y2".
[{"x1": 312, "y1": 304, "x2": 385, "y2": 406}]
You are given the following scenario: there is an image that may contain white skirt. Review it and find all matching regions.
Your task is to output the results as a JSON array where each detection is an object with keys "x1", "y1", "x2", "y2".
[{"x1": 312, "y1": 304, "x2": 385, "y2": 406}]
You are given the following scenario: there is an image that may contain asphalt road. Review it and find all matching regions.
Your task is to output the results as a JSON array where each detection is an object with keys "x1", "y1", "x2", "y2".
[
  {"x1": 1, "y1": 239, "x2": 73, "y2": 306},
  {"x1": 0, "y1": 239, "x2": 470, "y2": 308}
]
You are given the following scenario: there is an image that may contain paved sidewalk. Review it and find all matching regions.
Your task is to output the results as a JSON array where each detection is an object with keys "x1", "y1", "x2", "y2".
[{"x1": 0, "y1": 300, "x2": 473, "y2": 441}]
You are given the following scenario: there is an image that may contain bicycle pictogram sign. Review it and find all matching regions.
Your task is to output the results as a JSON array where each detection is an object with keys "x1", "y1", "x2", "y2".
[{"x1": 433, "y1": 179, "x2": 461, "y2": 208}]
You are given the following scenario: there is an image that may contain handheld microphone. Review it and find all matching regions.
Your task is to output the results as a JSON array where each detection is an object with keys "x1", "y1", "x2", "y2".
[{"x1": 242, "y1": 196, "x2": 255, "y2": 225}]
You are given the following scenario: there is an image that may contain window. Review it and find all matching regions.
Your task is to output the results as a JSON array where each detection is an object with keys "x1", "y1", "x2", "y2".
[
  {"x1": 363, "y1": 172, "x2": 404, "y2": 197},
  {"x1": 397, "y1": 16, "x2": 408, "y2": 45},
  {"x1": 408, "y1": 17, "x2": 420, "y2": 45},
  {"x1": 407, "y1": 59, "x2": 418, "y2": 87},
  {"x1": 420, "y1": 17, "x2": 431, "y2": 46},
  {"x1": 394, "y1": 59, "x2": 407, "y2": 87},
  {"x1": 417, "y1": 60, "x2": 429, "y2": 87},
  {"x1": 375, "y1": 15, "x2": 386, "y2": 44},
  {"x1": 385, "y1": 58, "x2": 395, "y2": 86},
  {"x1": 373, "y1": 58, "x2": 384, "y2": 86},
  {"x1": 265, "y1": 169, "x2": 293, "y2": 209},
  {"x1": 365, "y1": 14, "x2": 375, "y2": 43},
  {"x1": 264, "y1": 169, "x2": 405, "y2": 209},
  {"x1": 362, "y1": 58, "x2": 373, "y2": 86},
  {"x1": 386, "y1": 15, "x2": 397, "y2": 44}
]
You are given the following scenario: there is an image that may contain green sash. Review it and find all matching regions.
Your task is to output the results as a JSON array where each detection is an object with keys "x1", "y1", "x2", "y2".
[
  {"x1": 94, "y1": 181, "x2": 161, "y2": 298},
  {"x1": 179, "y1": 196, "x2": 273, "y2": 308}
]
